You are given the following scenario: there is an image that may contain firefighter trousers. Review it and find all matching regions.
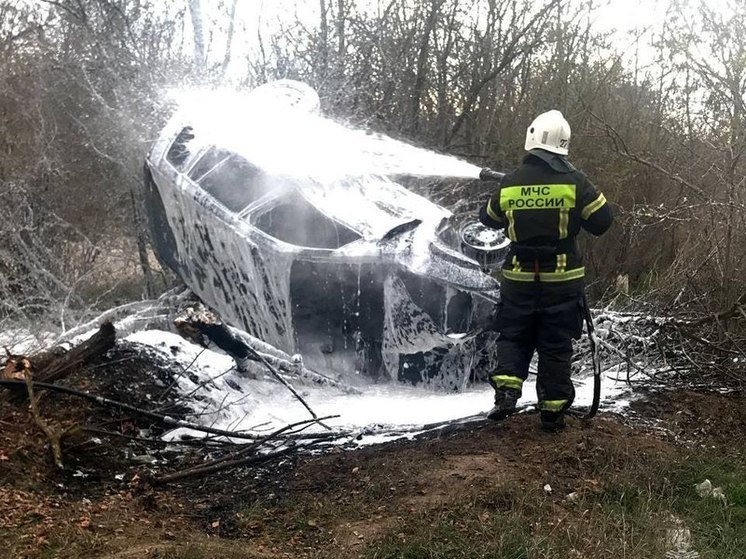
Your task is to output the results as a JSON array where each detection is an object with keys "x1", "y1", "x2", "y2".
[{"x1": 490, "y1": 280, "x2": 584, "y2": 414}]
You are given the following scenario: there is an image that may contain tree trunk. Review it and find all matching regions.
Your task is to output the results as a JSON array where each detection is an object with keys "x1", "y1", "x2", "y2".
[
  {"x1": 318, "y1": 0, "x2": 329, "y2": 80},
  {"x1": 187, "y1": 0, "x2": 206, "y2": 74},
  {"x1": 221, "y1": 0, "x2": 240, "y2": 77},
  {"x1": 408, "y1": 0, "x2": 443, "y2": 135},
  {"x1": 130, "y1": 185, "x2": 156, "y2": 298}
]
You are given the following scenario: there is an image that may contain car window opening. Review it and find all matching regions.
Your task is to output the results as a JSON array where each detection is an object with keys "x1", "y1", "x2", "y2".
[
  {"x1": 289, "y1": 261, "x2": 385, "y2": 379},
  {"x1": 398, "y1": 271, "x2": 472, "y2": 333},
  {"x1": 165, "y1": 126, "x2": 195, "y2": 170},
  {"x1": 254, "y1": 191, "x2": 362, "y2": 249},
  {"x1": 189, "y1": 147, "x2": 269, "y2": 213}
]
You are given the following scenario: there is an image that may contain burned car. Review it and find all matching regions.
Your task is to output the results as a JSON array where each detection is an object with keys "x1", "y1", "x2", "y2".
[{"x1": 144, "y1": 81, "x2": 507, "y2": 389}]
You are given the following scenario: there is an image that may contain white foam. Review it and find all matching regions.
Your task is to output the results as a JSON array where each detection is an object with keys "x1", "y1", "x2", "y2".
[
  {"x1": 167, "y1": 86, "x2": 482, "y2": 181},
  {"x1": 124, "y1": 329, "x2": 635, "y2": 445}
]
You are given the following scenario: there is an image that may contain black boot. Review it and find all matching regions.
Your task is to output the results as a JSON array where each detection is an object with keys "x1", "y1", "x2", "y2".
[
  {"x1": 487, "y1": 388, "x2": 519, "y2": 421},
  {"x1": 540, "y1": 410, "x2": 566, "y2": 432}
]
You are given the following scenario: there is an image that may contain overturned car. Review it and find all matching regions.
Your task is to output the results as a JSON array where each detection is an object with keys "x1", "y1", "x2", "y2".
[{"x1": 144, "y1": 81, "x2": 507, "y2": 389}]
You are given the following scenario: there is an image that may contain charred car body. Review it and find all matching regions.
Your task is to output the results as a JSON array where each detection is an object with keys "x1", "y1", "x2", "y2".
[{"x1": 144, "y1": 81, "x2": 507, "y2": 389}]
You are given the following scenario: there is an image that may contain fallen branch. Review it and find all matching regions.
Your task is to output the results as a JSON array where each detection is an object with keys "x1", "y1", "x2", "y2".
[
  {"x1": 152, "y1": 415, "x2": 337, "y2": 484},
  {"x1": 174, "y1": 306, "x2": 329, "y2": 427},
  {"x1": 0, "y1": 378, "x2": 335, "y2": 442},
  {"x1": 152, "y1": 444, "x2": 302, "y2": 485},
  {"x1": 246, "y1": 345, "x2": 329, "y2": 427},
  {"x1": 23, "y1": 372, "x2": 65, "y2": 469},
  {"x1": 672, "y1": 292, "x2": 746, "y2": 327},
  {"x1": 56, "y1": 286, "x2": 190, "y2": 343},
  {"x1": 80, "y1": 425, "x2": 227, "y2": 448},
  {"x1": 175, "y1": 304, "x2": 360, "y2": 393},
  {"x1": 230, "y1": 326, "x2": 360, "y2": 393}
]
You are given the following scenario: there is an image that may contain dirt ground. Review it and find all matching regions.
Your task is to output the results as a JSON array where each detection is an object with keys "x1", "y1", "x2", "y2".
[{"x1": 1, "y1": 354, "x2": 745, "y2": 558}]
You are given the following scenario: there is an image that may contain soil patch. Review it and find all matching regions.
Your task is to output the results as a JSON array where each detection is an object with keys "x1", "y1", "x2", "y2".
[
  {"x1": 629, "y1": 388, "x2": 746, "y2": 456},
  {"x1": 2, "y1": 359, "x2": 745, "y2": 559}
]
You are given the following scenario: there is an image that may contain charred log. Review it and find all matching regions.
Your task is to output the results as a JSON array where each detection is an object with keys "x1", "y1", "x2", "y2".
[
  {"x1": 35, "y1": 321, "x2": 115, "y2": 384},
  {"x1": 3, "y1": 321, "x2": 115, "y2": 401},
  {"x1": 174, "y1": 302, "x2": 361, "y2": 393}
]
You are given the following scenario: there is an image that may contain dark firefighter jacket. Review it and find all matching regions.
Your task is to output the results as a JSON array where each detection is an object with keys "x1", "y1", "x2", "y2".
[{"x1": 479, "y1": 149, "x2": 613, "y2": 284}]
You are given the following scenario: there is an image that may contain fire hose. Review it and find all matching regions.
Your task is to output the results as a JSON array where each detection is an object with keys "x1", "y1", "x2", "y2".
[{"x1": 567, "y1": 291, "x2": 601, "y2": 419}]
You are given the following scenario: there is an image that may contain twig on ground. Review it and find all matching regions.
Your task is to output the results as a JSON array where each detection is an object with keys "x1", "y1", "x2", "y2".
[
  {"x1": 152, "y1": 415, "x2": 341, "y2": 484},
  {"x1": 152, "y1": 444, "x2": 304, "y2": 485},
  {"x1": 173, "y1": 306, "x2": 335, "y2": 427},
  {"x1": 23, "y1": 372, "x2": 65, "y2": 469},
  {"x1": 0, "y1": 378, "x2": 335, "y2": 442}
]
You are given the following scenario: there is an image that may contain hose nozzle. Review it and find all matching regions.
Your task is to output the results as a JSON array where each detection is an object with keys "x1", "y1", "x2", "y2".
[{"x1": 479, "y1": 167, "x2": 504, "y2": 181}]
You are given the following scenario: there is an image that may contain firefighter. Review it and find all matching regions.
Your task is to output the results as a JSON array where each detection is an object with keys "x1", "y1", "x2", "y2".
[{"x1": 478, "y1": 109, "x2": 613, "y2": 431}]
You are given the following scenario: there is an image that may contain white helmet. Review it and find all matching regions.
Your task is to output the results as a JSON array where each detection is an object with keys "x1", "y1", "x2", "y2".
[{"x1": 524, "y1": 110, "x2": 571, "y2": 155}]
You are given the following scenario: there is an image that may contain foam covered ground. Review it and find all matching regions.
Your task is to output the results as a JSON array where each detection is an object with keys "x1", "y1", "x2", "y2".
[{"x1": 125, "y1": 329, "x2": 634, "y2": 444}]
